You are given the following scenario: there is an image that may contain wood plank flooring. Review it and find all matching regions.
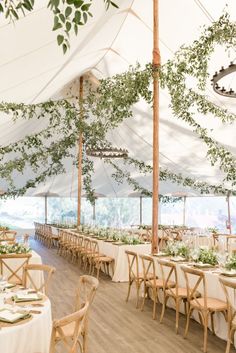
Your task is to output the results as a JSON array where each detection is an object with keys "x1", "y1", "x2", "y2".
[{"x1": 30, "y1": 238, "x2": 230, "y2": 353}]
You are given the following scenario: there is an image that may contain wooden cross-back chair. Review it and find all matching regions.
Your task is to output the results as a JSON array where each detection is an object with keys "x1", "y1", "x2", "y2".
[
  {"x1": 158, "y1": 259, "x2": 189, "y2": 333},
  {"x1": 49, "y1": 302, "x2": 89, "y2": 353},
  {"x1": 75, "y1": 275, "x2": 99, "y2": 353},
  {"x1": 0, "y1": 253, "x2": 32, "y2": 285},
  {"x1": 125, "y1": 250, "x2": 144, "y2": 308},
  {"x1": 23, "y1": 263, "x2": 56, "y2": 295},
  {"x1": 0, "y1": 230, "x2": 17, "y2": 244},
  {"x1": 92, "y1": 240, "x2": 114, "y2": 279},
  {"x1": 219, "y1": 276, "x2": 236, "y2": 353},
  {"x1": 86, "y1": 240, "x2": 102, "y2": 274},
  {"x1": 181, "y1": 266, "x2": 227, "y2": 353},
  {"x1": 139, "y1": 254, "x2": 175, "y2": 319}
]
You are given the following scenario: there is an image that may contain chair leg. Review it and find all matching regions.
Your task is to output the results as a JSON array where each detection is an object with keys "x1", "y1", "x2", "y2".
[
  {"x1": 141, "y1": 285, "x2": 147, "y2": 312},
  {"x1": 160, "y1": 295, "x2": 168, "y2": 323},
  {"x1": 210, "y1": 312, "x2": 215, "y2": 335},
  {"x1": 184, "y1": 307, "x2": 193, "y2": 338},
  {"x1": 203, "y1": 312, "x2": 209, "y2": 353},
  {"x1": 126, "y1": 279, "x2": 133, "y2": 303},
  {"x1": 136, "y1": 281, "x2": 140, "y2": 308},
  {"x1": 226, "y1": 327, "x2": 235, "y2": 353},
  {"x1": 96, "y1": 262, "x2": 101, "y2": 279},
  {"x1": 152, "y1": 289, "x2": 158, "y2": 320},
  {"x1": 175, "y1": 298, "x2": 180, "y2": 334}
]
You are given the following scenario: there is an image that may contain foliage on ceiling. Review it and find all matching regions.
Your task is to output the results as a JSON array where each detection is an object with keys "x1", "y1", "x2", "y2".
[
  {"x1": 0, "y1": 13, "x2": 236, "y2": 203},
  {"x1": 0, "y1": 0, "x2": 118, "y2": 53}
]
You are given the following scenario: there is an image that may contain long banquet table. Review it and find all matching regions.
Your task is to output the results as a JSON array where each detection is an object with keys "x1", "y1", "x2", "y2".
[
  {"x1": 96, "y1": 239, "x2": 151, "y2": 282},
  {"x1": 152, "y1": 256, "x2": 235, "y2": 346}
]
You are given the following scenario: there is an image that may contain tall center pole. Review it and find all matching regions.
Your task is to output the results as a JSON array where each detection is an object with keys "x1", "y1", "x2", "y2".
[
  {"x1": 77, "y1": 76, "x2": 84, "y2": 228},
  {"x1": 152, "y1": 0, "x2": 160, "y2": 253},
  {"x1": 227, "y1": 192, "x2": 232, "y2": 234}
]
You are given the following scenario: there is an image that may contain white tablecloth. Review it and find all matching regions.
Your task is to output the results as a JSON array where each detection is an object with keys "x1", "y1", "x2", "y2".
[
  {"x1": 0, "y1": 295, "x2": 52, "y2": 353},
  {"x1": 97, "y1": 240, "x2": 151, "y2": 282}
]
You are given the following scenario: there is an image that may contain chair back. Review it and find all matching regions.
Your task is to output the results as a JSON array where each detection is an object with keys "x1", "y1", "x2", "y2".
[
  {"x1": 0, "y1": 253, "x2": 32, "y2": 284},
  {"x1": 91, "y1": 240, "x2": 99, "y2": 256},
  {"x1": 125, "y1": 251, "x2": 139, "y2": 280},
  {"x1": 0, "y1": 230, "x2": 17, "y2": 243},
  {"x1": 23, "y1": 263, "x2": 56, "y2": 295},
  {"x1": 158, "y1": 259, "x2": 177, "y2": 295},
  {"x1": 139, "y1": 254, "x2": 156, "y2": 286},
  {"x1": 83, "y1": 237, "x2": 92, "y2": 252},
  {"x1": 219, "y1": 276, "x2": 236, "y2": 324},
  {"x1": 75, "y1": 275, "x2": 99, "y2": 310},
  {"x1": 181, "y1": 266, "x2": 206, "y2": 308},
  {"x1": 49, "y1": 302, "x2": 89, "y2": 353}
]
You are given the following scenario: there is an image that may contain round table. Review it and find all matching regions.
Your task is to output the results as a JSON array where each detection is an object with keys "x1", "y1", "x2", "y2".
[{"x1": 0, "y1": 292, "x2": 52, "y2": 353}]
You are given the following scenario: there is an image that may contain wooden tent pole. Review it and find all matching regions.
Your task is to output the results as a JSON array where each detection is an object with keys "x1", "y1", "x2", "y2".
[
  {"x1": 140, "y1": 196, "x2": 143, "y2": 225},
  {"x1": 183, "y1": 196, "x2": 186, "y2": 226},
  {"x1": 227, "y1": 192, "x2": 232, "y2": 234},
  {"x1": 152, "y1": 0, "x2": 160, "y2": 253},
  {"x1": 77, "y1": 76, "x2": 84, "y2": 228},
  {"x1": 45, "y1": 195, "x2": 47, "y2": 224}
]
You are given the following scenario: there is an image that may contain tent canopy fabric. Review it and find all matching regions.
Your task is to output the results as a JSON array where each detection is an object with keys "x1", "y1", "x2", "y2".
[{"x1": 0, "y1": 0, "x2": 236, "y2": 197}]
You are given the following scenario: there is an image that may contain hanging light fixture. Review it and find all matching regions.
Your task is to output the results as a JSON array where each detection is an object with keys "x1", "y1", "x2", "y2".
[
  {"x1": 86, "y1": 147, "x2": 128, "y2": 159},
  {"x1": 211, "y1": 62, "x2": 236, "y2": 98}
]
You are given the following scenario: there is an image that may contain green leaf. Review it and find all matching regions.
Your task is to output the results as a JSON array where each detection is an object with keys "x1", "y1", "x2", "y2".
[
  {"x1": 59, "y1": 13, "x2": 65, "y2": 23},
  {"x1": 51, "y1": 0, "x2": 60, "y2": 8},
  {"x1": 81, "y1": 4, "x2": 91, "y2": 11},
  {"x1": 83, "y1": 12, "x2": 87, "y2": 23},
  {"x1": 74, "y1": 23, "x2": 78, "y2": 35},
  {"x1": 65, "y1": 6, "x2": 72, "y2": 17},
  {"x1": 110, "y1": 1, "x2": 119, "y2": 8},
  {"x1": 53, "y1": 22, "x2": 62, "y2": 31},
  {"x1": 63, "y1": 44, "x2": 68, "y2": 54},
  {"x1": 0, "y1": 4, "x2": 4, "y2": 12},
  {"x1": 57, "y1": 34, "x2": 64, "y2": 45},
  {"x1": 74, "y1": 10, "x2": 81, "y2": 24},
  {"x1": 11, "y1": 9, "x2": 19, "y2": 19},
  {"x1": 74, "y1": 0, "x2": 84, "y2": 8},
  {"x1": 66, "y1": 21, "x2": 72, "y2": 32}
]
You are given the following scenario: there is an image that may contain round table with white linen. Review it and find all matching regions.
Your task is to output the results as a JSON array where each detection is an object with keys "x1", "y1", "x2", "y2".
[{"x1": 0, "y1": 291, "x2": 52, "y2": 353}]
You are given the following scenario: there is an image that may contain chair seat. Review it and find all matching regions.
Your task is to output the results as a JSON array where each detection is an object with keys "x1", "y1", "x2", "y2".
[
  {"x1": 190, "y1": 297, "x2": 227, "y2": 311},
  {"x1": 94, "y1": 256, "x2": 114, "y2": 263},
  {"x1": 166, "y1": 287, "x2": 188, "y2": 297},
  {"x1": 55, "y1": 323, "x2": 74, "y2": 339},
  {"x1": 146, "y1": 278, "x2": 175, "y2": 288},
  {"x1": 136, "y1": 272, "x2": 155, "y2": 280}
]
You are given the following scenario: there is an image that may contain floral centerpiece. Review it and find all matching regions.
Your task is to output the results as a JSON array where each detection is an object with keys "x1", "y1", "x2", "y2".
[
  {"x1": 225, "y1": 254, "x2": 236, "y2": 270},
  {"x1": 164, "y1": 241, "x2": 190, "y2": 258},
  {"x1": 0, "y1": 243, "x2": 31, "y2": 255},
  {"x1": 207, "y1": 227, "x2": 219, "y2": 234},
  {"x1": 190, "y1": 246, "x2": 218, "y2": 266}
]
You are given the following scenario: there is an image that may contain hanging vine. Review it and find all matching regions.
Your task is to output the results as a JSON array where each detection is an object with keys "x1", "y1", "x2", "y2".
[{"x1": 0, "y1": 12, "x2": 236, "y2": 202}]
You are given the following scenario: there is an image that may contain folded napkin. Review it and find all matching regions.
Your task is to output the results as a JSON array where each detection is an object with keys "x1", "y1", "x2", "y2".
[
  {"x1": 0, "y1": 308, "x2": 30, "y2": 323},
  {"x1": 13, "y1": 293, "x2": 41, "y2": 302}
]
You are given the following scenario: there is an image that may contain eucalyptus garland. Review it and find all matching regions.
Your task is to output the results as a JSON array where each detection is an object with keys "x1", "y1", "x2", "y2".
[
  {"x1": 107, "y1": 157, "x2": 236, "y2": 199},
  {"x1": 0, "y1": 12, "x2": 236, "y2": 203}
]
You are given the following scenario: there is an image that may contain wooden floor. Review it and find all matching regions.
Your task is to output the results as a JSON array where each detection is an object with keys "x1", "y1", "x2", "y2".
[{"x1": 30, "y1": 238, "x2": 230, "y2": 353}]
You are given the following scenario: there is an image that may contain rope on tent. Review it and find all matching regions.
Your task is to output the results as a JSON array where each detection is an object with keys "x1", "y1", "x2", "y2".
[
  {"x1": 101, "y1": 158, "x2": 118, "y2": 198},
  {"x1": 194, "y1": 0, "x2": 214, "y2": 22}
]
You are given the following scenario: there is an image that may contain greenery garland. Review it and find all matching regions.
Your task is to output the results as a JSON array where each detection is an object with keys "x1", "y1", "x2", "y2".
[
  {"x1": 0, "y1": 0, "x2": 118, "y2": 53},
  {"x1": 0, "y1": 13, "x2": 236, "y2": 203},
  {"x1": 108, "y1": 157, "x2": 236, "y2": 200}
]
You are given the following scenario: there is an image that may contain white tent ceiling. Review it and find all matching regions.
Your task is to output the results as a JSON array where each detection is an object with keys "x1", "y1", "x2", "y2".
[{"x1": 0, "y1": 0, "x2": 236, "y2": 197}]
